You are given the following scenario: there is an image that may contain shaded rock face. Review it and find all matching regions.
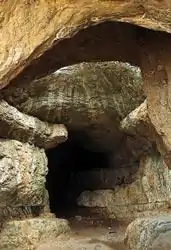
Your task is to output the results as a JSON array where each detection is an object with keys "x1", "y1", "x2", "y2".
[
  {"x1": 1, "y1": 61, "x2": 144, "y2": 152},
  {"x1": 78, "y1": 153, "x2": 171, "y2": 220},
  {"x1": 140, "y1": 30, "x2": 171, "y2": 169},
  {"x1": 112, "y1": 99, "x2": 155, "y2": 167},
  {"x1": 7, "y1": 21, "x2": 141, "y2": 87}
]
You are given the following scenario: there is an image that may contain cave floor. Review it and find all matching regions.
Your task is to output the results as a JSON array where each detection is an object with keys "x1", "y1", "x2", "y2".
[
  {"x1": 37, "y1": 208, "x2": 128, "y2": 250},
  {"x1": 68, "y1": 211, "x2": 127, "y2": 249}
]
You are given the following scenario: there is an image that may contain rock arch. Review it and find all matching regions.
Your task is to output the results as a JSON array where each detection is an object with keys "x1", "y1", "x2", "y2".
[{"x1": 1, "y1": 1, "x2": 171, "y2": 249}]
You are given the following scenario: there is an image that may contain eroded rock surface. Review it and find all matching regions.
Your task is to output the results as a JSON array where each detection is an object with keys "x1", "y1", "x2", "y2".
[
  {"x1": 111, "y1": 100, "x2": 154, "y2": 167},
  {"x1": 78, "y1": 153, "x2": 171, "y2": 220},
  {"x1": 0, "y1": 100, "x2": 68, "y2": 149},
  {"x1": 71, "y1": 165, "x2": 137, "y2": 190},
  {"x1": 0, "y1": 139, "x2": 47, "y2": 208},
  {"x1": 1, "y1": 61, "x2": 144, "y2": 152},
  {"x1": 1, "y1": 0, "x2": 171, "y2": 89},
  {"x1": 140, "y1": 31, "x2": 171, "y2": 169},
  {"x1": 120, "y1": 99, "x2": 149, "y2": 137},
  {"x1": 0, "y1": 218, "x2": 70, "y2": 250},
  {"x1": 1, "y1": 2, "x2": 171, "y2": 248},
  {"x1": 125, "y1": 216, "x2": 171, "y2": 250}
]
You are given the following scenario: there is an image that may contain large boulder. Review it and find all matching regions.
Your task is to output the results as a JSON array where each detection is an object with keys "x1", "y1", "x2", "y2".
[
  {"x1": 0, "y1": 218, "x2": 70, "y2": 250},
  {"x1": 125, "y1": 216, "x2": 171, "y2": 250},
  {"x1": 0, "y1": 139, "x2": 47, "y2": 209},
  {"x1": 1, "y1": 62, "x2": 144, "y2": 152},
  {"x1": 0, "y1": 100, "x2": 68, "y2": 149}
]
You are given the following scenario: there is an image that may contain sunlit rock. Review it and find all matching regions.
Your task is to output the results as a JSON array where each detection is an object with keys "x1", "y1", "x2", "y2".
[
  {"x1": 1, "y1": 61, "x2": 144, "y2": 152},
  {"x1": 0, "y1": 139, "x2": 47, "y2": 208},
  {"x1": 0, "y1": 218, "x2": 70, "y2": 250}
]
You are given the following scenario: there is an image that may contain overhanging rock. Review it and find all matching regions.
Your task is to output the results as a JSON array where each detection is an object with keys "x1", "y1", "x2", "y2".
[{"x1": 1, "y1": 1, "x2": 171, "y2": 89}]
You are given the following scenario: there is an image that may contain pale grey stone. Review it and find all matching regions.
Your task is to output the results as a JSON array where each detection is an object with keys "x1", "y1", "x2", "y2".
[
  {"x1": 1, "y1": 62, "x2": 144, "y2": 152},
  {"x1": 0, "y1": 139, "x2": 47, "y2": 207},
  {"x1": 125, "y1": 216, "x2": 171, "y2": 250}
]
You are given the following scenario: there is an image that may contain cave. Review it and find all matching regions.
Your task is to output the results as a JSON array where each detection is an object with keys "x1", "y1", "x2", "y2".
[
  {"x1": 45, "y1": 130, "x2": 110, "y2": 218},
  {"x1": 0, "y1": 20, "x2": 157, "y2": 221},
  {"x1": 1, "y1": 14, "x2": 170, "y2": 245},
  {"x1": 2, "y1": 1, "x2": 171, "y2": 249}
]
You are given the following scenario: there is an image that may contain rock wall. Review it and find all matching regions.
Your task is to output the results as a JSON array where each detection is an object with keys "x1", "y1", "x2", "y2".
[
  {"x1": 1, "y1": 1, "x2": 171, "y2": 249},
  {"x1": 140, "y1": 30, "x2": 171, "y2": 170},
  {"x1": 125, "y1": 216, "x2": 171, "y2": 250},
  {"x1": 0, "y1": 218, "x2": 70, "y2": 250},
  {"x1": 78, "y1": 153, "x2": 171, "y2": 221},
  {"x1": 1, "y1": 61, "x2": 144, "y2": 152},
  {"x1": 1, "y1": 59, "x2": 171, "y2": 248},
  {"x1": 1, "y1": 0, "x2": 171, "y2": 89},
  {"x1": 0, "y1": 100, "x2": 68, "y2": 149},
  {"x1": 0, "y1": 139, "x2": 47, "y2": 207}
]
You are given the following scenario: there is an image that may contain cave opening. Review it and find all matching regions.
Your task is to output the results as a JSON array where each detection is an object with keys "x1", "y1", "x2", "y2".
[
  {"x1": 1, "y1": 20, "x2": 154, "y2": 220},
  {"x1": 45, "y1": 130, "x2": 110, "y2": 218}
]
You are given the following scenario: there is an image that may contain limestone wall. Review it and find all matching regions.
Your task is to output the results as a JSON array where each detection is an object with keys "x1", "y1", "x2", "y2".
[{"x1": 1, "y1": 1, "x2": 171, "y2": 249}]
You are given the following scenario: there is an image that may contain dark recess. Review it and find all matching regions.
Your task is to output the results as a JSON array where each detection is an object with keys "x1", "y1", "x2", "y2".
[{"x1": 45, "y1": 132, "x2": 109, "y2": 218}]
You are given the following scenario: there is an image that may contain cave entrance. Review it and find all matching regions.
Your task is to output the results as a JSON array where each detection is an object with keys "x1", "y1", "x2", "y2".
[
  {"x1": 46, "y1": 131, "x2": 109, "y2": 218},
  {"x1": 3, "y1": 20, "x2": 156, "y2": 220}
]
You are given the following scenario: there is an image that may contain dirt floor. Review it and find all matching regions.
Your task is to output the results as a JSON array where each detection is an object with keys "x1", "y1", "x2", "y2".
[
  {"x1": 69, "y1": 210, "x2": 127, "y2": 250},
  {"x1": 37, "y1": 208, "x2": 128, "y2": 250}
]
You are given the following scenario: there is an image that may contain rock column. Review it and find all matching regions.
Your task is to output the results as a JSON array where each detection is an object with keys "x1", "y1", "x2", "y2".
[{"x1": 140, "y1": 31, "x2": 171, "y2": 169}]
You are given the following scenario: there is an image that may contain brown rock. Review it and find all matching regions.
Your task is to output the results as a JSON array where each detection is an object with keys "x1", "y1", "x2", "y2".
[
  {"x1": 112, "y1": 99, "x2": 154, "y2": 166},
  {"x1": 1, "y1": 0, "x2": 171, "y2": 171},
  {"x1": 140, "y1": 31, "x2": 171, "y2": 169},
  {"x1": 0, "y1": 218, "x2": 70, "y2": 250},
  {"x1": 120, "y1": 99, "x2": 149, "y2": 137},
  {"x1": 1, "y1": 1, "x2": 171, "y2": 89}
]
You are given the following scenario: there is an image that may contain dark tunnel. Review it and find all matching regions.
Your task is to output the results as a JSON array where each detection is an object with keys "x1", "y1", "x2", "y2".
[{"x1": 45, "y1": 131, "x2": 109, "y2": 218}]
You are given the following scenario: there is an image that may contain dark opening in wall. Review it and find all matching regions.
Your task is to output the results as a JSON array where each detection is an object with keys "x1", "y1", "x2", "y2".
[
  {"x1": 45, "y1": 131, "x2": 109, "y2": 218},
  {"x1": 2, "y1": 19, "x2": 152, "y2": 220}
]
